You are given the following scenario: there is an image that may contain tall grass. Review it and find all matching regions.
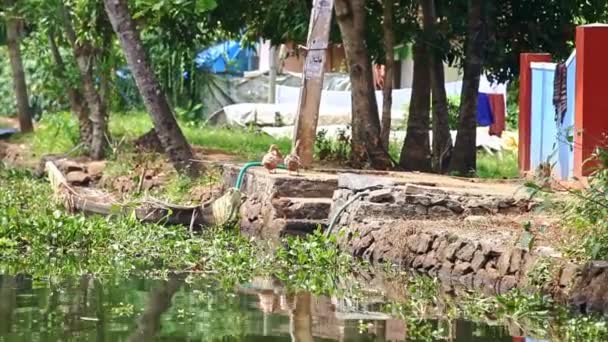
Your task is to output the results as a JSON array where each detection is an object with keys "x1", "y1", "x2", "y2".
[
  {"x1": 16, "y1": 111, "x2": 291, "y2": 160},
  {"x1": 111, "y1": 111, "x2": 292, "y2": 160},
  {"x1": 476, "y1": 151, "x2": 519, "y2": 179}
]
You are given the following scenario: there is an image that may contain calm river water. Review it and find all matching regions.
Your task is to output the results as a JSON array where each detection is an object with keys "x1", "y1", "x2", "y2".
[{"x1": 0, "y1": 274, "x2": 554, "y2": 342}]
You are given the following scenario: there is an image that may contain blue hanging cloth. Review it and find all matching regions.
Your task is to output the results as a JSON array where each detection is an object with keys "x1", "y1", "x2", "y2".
[{"x1": 477, "y1": 92, "x2": 495, "y2": 127}]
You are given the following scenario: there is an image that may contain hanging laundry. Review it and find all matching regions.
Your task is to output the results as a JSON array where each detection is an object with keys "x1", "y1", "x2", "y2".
[
  {"x1": 488, "y1": 93, "x2": 506, "y2": 137},
  {"x1": 553, "y1": 63, "x2": 567, "y2": 124},
  {"x1": 477, "y1": 93, "x2": 494, "y2": 127}
]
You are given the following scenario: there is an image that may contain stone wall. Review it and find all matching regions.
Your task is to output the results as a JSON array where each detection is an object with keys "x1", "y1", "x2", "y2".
[
  {"x1": 223, "y1": 168, "x2": 608, "y2": 314},
  {"x1": 329, "y1": 174, "x2": 608, "y2": 312},
  {"x1": 338, "y1": 218, "x2": 580, "y2": 295},
  {"x1": 330, "y1": 174, "x2": 531, "y2": 226}
]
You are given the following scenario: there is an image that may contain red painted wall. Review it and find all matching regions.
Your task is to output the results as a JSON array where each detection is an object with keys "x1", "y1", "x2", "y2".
[
  {"x1": 518, "y1": 53, "x2": 551, "y2": 174},
  {"x1": 574, "y1": 25, "x2": 608, "y2": 177}
]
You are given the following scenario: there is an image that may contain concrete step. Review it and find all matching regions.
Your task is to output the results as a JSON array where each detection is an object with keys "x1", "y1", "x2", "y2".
[
  {"x1": 281, "y1": 219, "x2": 328, "y2": 236},
  {"x1": 272, "y1": 197, "x2": 333, "y2": 220},
  {"x1": 222, "y1": 164, "x2": 338, "y2": 198}
]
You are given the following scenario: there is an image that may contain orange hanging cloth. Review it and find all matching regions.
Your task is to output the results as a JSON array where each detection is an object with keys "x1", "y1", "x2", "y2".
[{"x1": 488, "y1": 93, "x2": 506, "y2": 137}]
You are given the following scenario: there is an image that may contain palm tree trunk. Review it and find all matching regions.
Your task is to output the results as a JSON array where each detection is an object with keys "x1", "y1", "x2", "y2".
[
  {"x1": 422, "y1": 0, "x2": 452, "y2": 173},
  {"x1": 60, "y1": 3, "x2": 108, "y2": 159},
  {"x1": 399, "y1": 36, "x2": 432, "y2": 172},
  {"x1": 103, "y1": 0, "x2": 200, "y2": 176},
  {"x1": 380, "y1": 0, "x2": 395, "y2": 149},
  {"x1": 449, "y1": 0, "x2": 486, "y2": 176},
  {"x1": 4, "y1": 0, "x2": 34, "y2": 133},
  {"x1": 335, "y1": 0, "x2": 392, "y2": 170},
  {"x1": 47, "y1": 31, "x2": 93, "y2": 149}
]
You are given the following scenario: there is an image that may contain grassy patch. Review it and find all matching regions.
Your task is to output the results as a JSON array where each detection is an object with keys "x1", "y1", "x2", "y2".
[
  {"x1": 476, "y1": 150, "x2": 519, "y2": 179},
  {"x1": 8, "y1": 112, "x2": 80, "y2": 157},
  {"x1": 109, "y1": 111, "x2": 293, "y2": 160},
  {"x1": 16, "y1": 111, "x2": 292, "y2": 161},
  {"x1": 13, "y1": 111, "x2": 520, "y2": 180}
]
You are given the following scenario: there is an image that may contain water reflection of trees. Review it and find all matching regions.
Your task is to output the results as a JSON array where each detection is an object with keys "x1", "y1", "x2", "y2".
[
  {"x1": 288, "y1": 293, "x2": 314, "y2": 342},
  {"x1": 0, "y1": 276, "x2": 17, "y2": 335},
  {"x1": 128, "y1": 274, "x2": 184, "y2": 342}
]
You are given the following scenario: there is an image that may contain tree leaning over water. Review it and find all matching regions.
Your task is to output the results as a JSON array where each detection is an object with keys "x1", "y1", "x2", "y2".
[{"x1": 103, "y1": 0, "x2": 200, "y2": 177}]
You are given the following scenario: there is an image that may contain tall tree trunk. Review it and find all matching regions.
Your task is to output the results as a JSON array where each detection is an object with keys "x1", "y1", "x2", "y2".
[
  {"x1": 335, "y1": 0, "x2": 392, "y2": 170},
  {"x1": 4, "y1": 0, "x2": 34, "y2": 133},
  {"x1": 449, "y1": 0, "x2": 486, "y2": 176},
  {"x1": 99, "y1": 28, "x2": 113, "y2": 111},
  {"x1": 60, "y1": 4, "x2": 108, "y2": 160},
  {"x1": 380, "y1": 0, "x2": 395, "y2": 150},
  {"x1": 422, "y1": 0, "x2": 452, "y2": 173},
  {"x1": 103, "y1": 0, "x2": 200, "y2": 177},
  {"x1": 128, "y1": 275, "x2": 183, "y2": 342},
  {"x1": 399, "y1": 36, "x2": 431, "y2": 172},
  {"x1": 47, "y1": 31, "x2": 93, "y2": 149}
]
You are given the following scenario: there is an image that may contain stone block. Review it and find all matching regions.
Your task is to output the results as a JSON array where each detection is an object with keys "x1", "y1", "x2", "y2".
[
  {"x1": 414, "y1": 205, "x2": 429, "y2": 216},
  {"x1": 499, "y1": 276, "x2": 519, "y2": 293},
  {"x1": 438, "y1": 262, "x2": 454, "y2": 280},
  {"x1": 429, "y1": 206, "x2": 455, "y2": 218},
  {"x1": 484, "y1": 269, "x2": 501, "y2": 288},
  {"x1": 412, "y1": 255, "x2": 426, "y2": 269},
  {"x1": 432, "y1": 235, "x2": 446, "y2": 250},
  {"x1": 481, "y1": 241, "x2": 504, "y2": 257},
  {"x1": 423, "y1": 251, "x2": 438, "y2": 270},
  {"x1": 338, "y1": 174, "x2": 394, "y2": 192},
  {"x1": 456, "y1": 242, "x2": 478, "y2": 262},
  {"x1": 471, "y1": 250, "x2": 488, "y2": 271},
  {"x1": 435, "y1": 239, "x2": 449, "y2": 258},
  {"x1": 459, "y1": 273, "x2": 475, "y2": 287},
  {"x1": 368, "y1": 189, "x2": 395, "y2": 203},
  {"x1": 411, "y1": 196, "x2": 432, "y2": 206},
  {"x1": 441, "y1": 240, "x2": 463, "y2": 262},
  {"x1": 509, "y1": 248, "x2": 525, "y2": 274},
  {"x1": 416, "y1": 234, "x2": 434, "y2": 254},
  {"x1": 406, "y1": 235, "x2": 419, "y2": 252},
  {"x1": 453, "y1": 262, "x2": 473, "y2": 277},
  {"x1": 445, "y1": 200, "x2": 465, "y2": 214},
  {"x1": 497, "y1": 249, "x2": 513, "y2": 275}
]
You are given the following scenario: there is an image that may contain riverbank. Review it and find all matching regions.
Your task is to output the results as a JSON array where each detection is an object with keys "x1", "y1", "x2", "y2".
[{"x1": 1, "y1": 162, "x2": 608, "y2": 341}]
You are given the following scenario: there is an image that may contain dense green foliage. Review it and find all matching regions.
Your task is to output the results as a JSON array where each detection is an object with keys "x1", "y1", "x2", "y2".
[
  {"x1": 0, "y1": 165, "x2": 208, "y2": 279},
  {"x1": 565, "y1": 148, "x2": 608, "y2": 260}
]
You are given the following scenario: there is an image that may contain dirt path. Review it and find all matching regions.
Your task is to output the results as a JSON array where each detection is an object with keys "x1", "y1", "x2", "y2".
[{"x1": 0, "y1": 117, "x2": 19, "y2": 129}]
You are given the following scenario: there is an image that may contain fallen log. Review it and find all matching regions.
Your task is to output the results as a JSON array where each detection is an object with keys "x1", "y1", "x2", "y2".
[{"x1": 45, "y1": 161, "x2": 242, "y2": 228}]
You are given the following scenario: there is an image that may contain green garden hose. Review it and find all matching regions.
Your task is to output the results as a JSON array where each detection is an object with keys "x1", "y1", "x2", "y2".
[{"x1": 234, "y1": 162, "x2": 287, "y2": 190}]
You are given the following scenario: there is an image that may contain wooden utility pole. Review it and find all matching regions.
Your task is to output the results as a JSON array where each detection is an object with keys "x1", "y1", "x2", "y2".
[
  {"x1": 292, "y1": 0, "x2": 335, "y2": 166},
  {"x1": 268, "y1": 45, "x2": 277, "y2": 103}
]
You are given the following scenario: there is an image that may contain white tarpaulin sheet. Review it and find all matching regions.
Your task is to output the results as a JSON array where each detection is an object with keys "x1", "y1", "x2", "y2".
[
  {"x1": 207, "y1": 74, "x2": 505, "y2": 129},
  {"x1": 261, "y1": 125, "x2": 518, "y2": 152}
]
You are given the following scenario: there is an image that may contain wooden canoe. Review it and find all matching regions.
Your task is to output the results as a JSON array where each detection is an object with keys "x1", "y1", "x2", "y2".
[{"x1": 45, "y1": 161, "x2": 242, "y2": 228}]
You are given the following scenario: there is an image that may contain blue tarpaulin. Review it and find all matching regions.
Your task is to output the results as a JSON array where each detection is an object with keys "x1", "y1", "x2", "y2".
[
  {"x1": 115, "y1": 41, "x2": 257, "y2": 80},
  {"x1": 195, "y1": 41, "x2": 256, "y2": 74}
]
